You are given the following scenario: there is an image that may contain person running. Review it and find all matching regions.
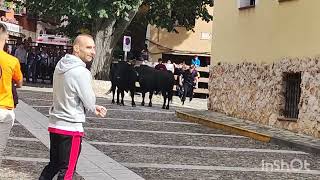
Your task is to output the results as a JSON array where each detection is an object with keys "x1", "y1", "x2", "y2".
[
  {"x1": 39, "y1": 34, "x2": 107, "y2": 180},
  {"x1": 180, "y1": 66, "x2": 197, "y2": 105},
  {"x1": 0, "y1": 23, "x2": 23, "y2": 166}
]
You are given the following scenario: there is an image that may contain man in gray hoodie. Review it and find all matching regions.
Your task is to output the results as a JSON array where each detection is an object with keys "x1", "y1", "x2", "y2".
[{"x1": 39, "y1": 34, "x2": 107, "y2": 180}]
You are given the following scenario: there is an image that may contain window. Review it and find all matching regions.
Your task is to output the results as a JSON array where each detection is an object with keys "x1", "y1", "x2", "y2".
[
  {"x1": 200, "y1": 32, "x2": 212, "y2": 40},
  {"x1": 280, "y1": 73, "x2": 302, "y2": 120},
  {"x1": 278, "y1": 0, "x2": 295, "y2": 2},
  {"x1": 238, "y1": 0, "x2": 256, "y2": 9}
]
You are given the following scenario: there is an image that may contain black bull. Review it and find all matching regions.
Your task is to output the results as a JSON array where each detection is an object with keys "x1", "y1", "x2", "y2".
[
  {"x1": 110, "y1": 63, "x2": 174, "y2": 110},
  {"x1": 110, "y1": 61, "x2": 137, "y2": 106}
]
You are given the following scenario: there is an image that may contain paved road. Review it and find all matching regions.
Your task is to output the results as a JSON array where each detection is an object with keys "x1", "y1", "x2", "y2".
[{"x1": 3, "y1": 89, "x2": 320, "y2": 179}]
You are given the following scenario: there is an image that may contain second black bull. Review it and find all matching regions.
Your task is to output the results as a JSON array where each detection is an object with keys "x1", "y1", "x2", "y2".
[{"x1": 110, "y1": 63, "x2": 174, "y2": 110}]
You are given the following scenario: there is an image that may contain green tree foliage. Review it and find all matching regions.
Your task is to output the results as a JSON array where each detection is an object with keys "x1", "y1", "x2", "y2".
[{"x1": 26, "y1": 0, "x2": 213, "y2": 79}]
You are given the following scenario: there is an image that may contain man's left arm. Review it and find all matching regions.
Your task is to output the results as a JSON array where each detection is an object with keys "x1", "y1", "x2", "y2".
[
  {"x1": 75, "y1": 70, "x2": 107, "y2": 117},
  {"x1": 75, "y1": 71, "x2": 96, "y2": 113}
]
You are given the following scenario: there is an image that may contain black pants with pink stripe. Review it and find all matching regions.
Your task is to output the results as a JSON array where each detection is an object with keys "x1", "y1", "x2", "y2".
[{"x1": 39, "y1": 132, "x2": 82, "y2": 180}]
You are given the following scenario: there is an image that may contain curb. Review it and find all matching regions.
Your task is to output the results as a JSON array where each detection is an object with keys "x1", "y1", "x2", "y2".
[
  {"x1": 176, "y1": 110, "x2": 271, "y2": 142},
  {"x1": 270, "y1": 137, "x2": 320, "y2": 155},
  {"x1": 176, "y1": 110, "x2": 320, "y2": 155}
]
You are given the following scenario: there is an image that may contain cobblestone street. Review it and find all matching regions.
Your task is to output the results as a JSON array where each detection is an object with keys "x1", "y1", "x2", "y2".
[{"x1": 1, "y1": 89, "x2": 320, "y2": 179}]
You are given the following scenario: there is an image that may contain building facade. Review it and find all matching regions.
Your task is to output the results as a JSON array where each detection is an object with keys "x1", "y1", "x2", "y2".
[
  {"x1": 147, "y1": 6, "x2": 213, "y2": 66},
  {"x1": 210, "y1": 0, "x2": 320, "y2": 138},
  {"x1": 0, "y1": 0, "x2": 37, "y2": 43}
]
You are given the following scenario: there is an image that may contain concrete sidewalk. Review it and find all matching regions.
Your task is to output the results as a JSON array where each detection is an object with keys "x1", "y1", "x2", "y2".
[
  {"x1": 176, "y1": 110, "x2": 320, "y2": 155},
  {"x1": 15, "y1": 101, "x2": 144, "y2": 180}
]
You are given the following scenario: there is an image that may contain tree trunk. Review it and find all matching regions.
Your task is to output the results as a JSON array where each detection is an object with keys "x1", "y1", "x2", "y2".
[
  {"x1": 90, "y1": 19, "x2": 116, "y2": 80},
  {"x1": 90, "y1": 5, "x2": 143, "y2": 80}
]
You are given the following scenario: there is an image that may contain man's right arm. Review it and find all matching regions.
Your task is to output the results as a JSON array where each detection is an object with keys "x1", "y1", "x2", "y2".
[
  {"x1": 14, "y1": 79, "x2": 23, "y2": 88},
  {"x1": 74, "y1": 70, "x2": 96, "y2": 113},
  {"x1": 12, "y1": 61, "x2": 23, "y2": 88}
]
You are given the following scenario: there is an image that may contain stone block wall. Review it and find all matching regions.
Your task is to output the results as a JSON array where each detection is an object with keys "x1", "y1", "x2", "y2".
[{"x1": 208, "y1": 57, "x2": 320, "y2": 138}]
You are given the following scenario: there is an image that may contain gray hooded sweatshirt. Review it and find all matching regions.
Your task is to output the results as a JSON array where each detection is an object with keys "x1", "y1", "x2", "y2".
[{"x1": 48, "y1": 54, "x2": 95, "y2": 133}]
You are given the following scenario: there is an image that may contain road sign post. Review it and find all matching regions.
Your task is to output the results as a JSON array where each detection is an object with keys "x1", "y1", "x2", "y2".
[{"x1": 123, "y1": 36, "x2": 131, "y2": 61}]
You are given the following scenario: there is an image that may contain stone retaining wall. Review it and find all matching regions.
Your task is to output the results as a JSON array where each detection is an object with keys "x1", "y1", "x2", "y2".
[{"x1": 208, "y1": 57, "x2": 320, "y2": 138}]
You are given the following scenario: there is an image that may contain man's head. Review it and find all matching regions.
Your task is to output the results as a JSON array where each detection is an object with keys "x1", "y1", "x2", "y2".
[
  {"x1": 158, "y1": 58, "x2": 163, "y2": 64},
  {"x1": 73, "y1": 34, "x2": 96, "y2": 63},
  {"x1": 0, "y1": 23, "x2": 8, "y2": 46},
  {"x1": 19, "y1": 44, "x2": 24, "y2": 49}
]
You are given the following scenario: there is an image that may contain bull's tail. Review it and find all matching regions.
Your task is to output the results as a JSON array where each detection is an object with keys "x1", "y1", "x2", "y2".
[
  {"x1": 168, "y1": 85, "x2": 174, "y2": 103},
  {"x1": 106, "y1": 86, "x2": 113, "y2": 95}
]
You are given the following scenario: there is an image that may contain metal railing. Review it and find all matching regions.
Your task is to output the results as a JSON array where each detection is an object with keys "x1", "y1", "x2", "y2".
[{"x1": 284, "y1": 73, "x2": 301, "y2": 119}]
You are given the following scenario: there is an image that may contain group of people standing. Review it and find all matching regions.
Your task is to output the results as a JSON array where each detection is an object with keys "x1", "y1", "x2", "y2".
[
  {"x1": 6, "y1": 42, "x2": 67, "y2": 84},
  {"x1": 151, "y1": 57, "x2": 200, "y2": 104}
]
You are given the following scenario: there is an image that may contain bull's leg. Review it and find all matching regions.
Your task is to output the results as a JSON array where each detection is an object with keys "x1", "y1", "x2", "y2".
[
  {"x1": 189, "y1": 87, "x2": 194, "y2": 102},
  {"x1": 120, "y1": 90, "x2": 125, "y2": 106},
  {"x1": 166, "y1": 90, "x2": 173, "y2": 110},
  {"x1": 148, "y1": 92, "x2": 153, "y2": 107},
  {"x1": 130, "y1": 89, "x2": 136, "y2": 107},
  {"x1": 117, "y1": 89, "x2": 120, "y2": 105},
  {"x1": 162, "y1": 91, "x2": 166, "y2": 109},
  {"x1": 181, "y1": 84, "x2": 188, "y2": 105},
  {"x1": 141, "y1": 91, "x2": 145, "y2": 106},
  {"x1": 111, "y1": 86, "x2": 116, "y2": 104}
]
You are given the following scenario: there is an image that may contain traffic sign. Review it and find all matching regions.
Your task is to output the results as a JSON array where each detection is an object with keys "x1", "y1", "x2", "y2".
[{"x1": 123, "y1": 36, "x2": 131, "y2": 52}]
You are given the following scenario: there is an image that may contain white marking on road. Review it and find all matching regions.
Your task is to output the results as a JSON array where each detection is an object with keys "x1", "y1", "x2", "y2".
[
  {"x1": 2, "y1": 156, "x2": 319, "y2": 175},
  {"x1": 122, "y1": 163, "x2": 320, "y2": 175},
  {"x1": 23, "y1": 97, "x2": 52, "y2": 102},
  {"x1": 85, "y1": 128, "x2": 247, "y2": 138},
  {"x1": 0, "y1": 156, "x2": 49, "y2": 163},
  {"x1": 31, "y1": 106, "x2": 50, "y2": 108},
  {"x1": 33, "y1": 106, "x2": 174, "y2": 114},
  {"x1": 8, "y1": 137, "x2": 40, "y2": 142},
  {"x1": 107, "y1": 108, "x2": 175, "y2": 114},
  {"x1": 88, "y1": 141, "x2": 307, "y2": 154},
  {"x1": 86, "y1": 117, "x2": 199, "y2": 125}
]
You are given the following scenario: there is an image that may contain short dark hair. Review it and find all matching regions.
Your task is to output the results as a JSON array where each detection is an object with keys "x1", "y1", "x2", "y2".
[{"x1": 0, "y1": 23, "x2": 8, "y2": 34}]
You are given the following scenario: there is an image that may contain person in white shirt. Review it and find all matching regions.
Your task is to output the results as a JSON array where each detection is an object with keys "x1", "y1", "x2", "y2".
[
  {"x1": 166, "y1": 60, "x2": 175, "y2": 74},
  {"x1": 14, "y1": 44, "x2": 27, "y2": 77}
]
